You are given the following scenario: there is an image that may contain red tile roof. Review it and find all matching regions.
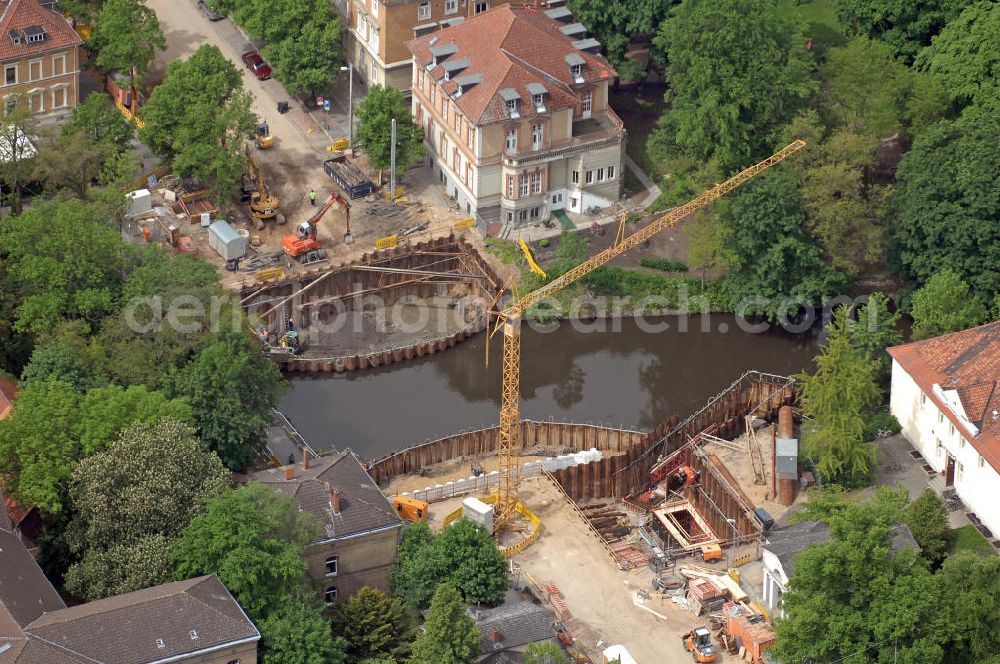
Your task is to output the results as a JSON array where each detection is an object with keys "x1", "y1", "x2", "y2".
[
  {"x1": 0, "y1": 373, "x2": 16, "y2": 420},
  {"x1": 888, "y1": 320, "x2": 1000, "y2": 471},
  {"x1": 405, "y1": 4, "x2": 616, "y2": 126},
  {"x1": 0, "y1": 0, "x2": 82, "y2": 62}
]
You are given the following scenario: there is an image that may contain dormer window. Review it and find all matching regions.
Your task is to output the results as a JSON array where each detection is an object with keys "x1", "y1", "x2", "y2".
[
  {"x1": 25, "y1": 26, "x2": 46, "y2": 44},
  {"x1": 500, "y1": 88, "x2": 520, "y2": 118},
  {"x1": 506, "y1": 99, "x2": 519, "y2": 117},
  {"x1": 8, "y1": 31, "x2": 20, "y2": 45},
  {"x1": 571, "y1": 64, "x2": 583, "y2": 80},
  {"x1": 526, "y1": 83, "x2": 547, "y2": 113},
  {"x1": 565, "y1": 53, "x2": 586, "y2": 83}
]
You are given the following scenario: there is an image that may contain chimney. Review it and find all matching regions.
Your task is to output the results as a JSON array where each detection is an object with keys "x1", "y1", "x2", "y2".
[
  {"x1": 303, "y1": 448, "x2": 311, "y2": 471},
  {"x1": 284, "y1": 467, "x2": 294, "y2": 481},
  {"x1": 324, "y1": 482, "x2": 341, "y2": 514}
]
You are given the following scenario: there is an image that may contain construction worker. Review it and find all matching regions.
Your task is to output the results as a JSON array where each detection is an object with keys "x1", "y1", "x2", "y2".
[
  {"x1": 309, "y1": 189, "x2": 317, "y2": 206},
  {"x1": 259, "y1": 327, "x2": 269, "y2": 349}
]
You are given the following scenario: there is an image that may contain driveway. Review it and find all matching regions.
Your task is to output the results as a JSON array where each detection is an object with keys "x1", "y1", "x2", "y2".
[{"x1": 143, "y1": 0, "x2": 352, "y2": 225}]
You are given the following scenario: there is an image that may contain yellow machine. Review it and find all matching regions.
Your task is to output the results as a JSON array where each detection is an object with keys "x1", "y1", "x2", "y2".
[
  {"x1": 255, "y1": 121, "x2": 274, "y2": 149},
  {"x1": 487, "y1": 141, "x2": 807, "y2": 533},
  {"x1": 243, "y1": 145, "x2": 283, "y2": 230},
  {"x1": 392, "y1": 496, "x2": 429, "y2": 521}
]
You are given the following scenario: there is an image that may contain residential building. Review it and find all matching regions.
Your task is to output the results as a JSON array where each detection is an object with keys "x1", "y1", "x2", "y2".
[
  {"x1": 0, "y1": 524, "x2": 260, "y2": 663},
  {"x1": 405, "y1": 4, "x2": 625, "y2": 227},
  {"x1": 472, "y1": 589, "x2": 556, "y2": 659},
  {"x1": 241, "y1": 451, "x2": 403, "y2": 604},
  {"x1": 0, "y1": 0, "x2": 83, "y2": 121},
  {"x1": 342, "y1": 0, "x2": 537, "y2": 91},
  {"x1": 888, "y1": 320, "x2": 1000, "y2": 539},
  {"x1": 761, "y1": 520, "x2": 918, "y2": 618}
]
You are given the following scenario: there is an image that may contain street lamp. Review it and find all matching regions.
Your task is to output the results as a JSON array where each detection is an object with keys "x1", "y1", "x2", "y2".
[
  {"x1": 339, "y1": 64, "x2": 353, "y2": 149},
  {"x1": 725, "y1": 518, "x2": 739, "y2": 544}
]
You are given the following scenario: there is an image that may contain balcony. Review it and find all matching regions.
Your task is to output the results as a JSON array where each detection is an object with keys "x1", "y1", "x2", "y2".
[{"x1": 502, "y1": 108, "x2": 625, "y2": 166}]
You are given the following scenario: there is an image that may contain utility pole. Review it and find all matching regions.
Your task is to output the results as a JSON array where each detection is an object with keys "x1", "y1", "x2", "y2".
[
  {"x1": 339, "y1": 64, "x2": 354, "y2": 149},
  {"x1": 390, "y1": 118, "x2": 397, "y2": 201}
]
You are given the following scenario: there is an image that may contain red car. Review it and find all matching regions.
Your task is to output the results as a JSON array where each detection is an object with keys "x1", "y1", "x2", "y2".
[{"x1": 241, "y1": 51, "x2": 272, "y2": 80}]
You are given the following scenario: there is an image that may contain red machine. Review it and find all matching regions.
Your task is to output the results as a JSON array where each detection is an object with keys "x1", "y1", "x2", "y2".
[{"x1": 281, "y1": 192, "x2": 351, "y2": 264}]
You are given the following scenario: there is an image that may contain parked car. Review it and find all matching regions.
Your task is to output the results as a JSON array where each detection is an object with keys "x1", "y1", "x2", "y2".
[
  {"x1": 242, "y1": 51, "x2": 272, "y2": 80},
  {"x1": 196, "y1": 0, "x2": 224, "y2": 21}
]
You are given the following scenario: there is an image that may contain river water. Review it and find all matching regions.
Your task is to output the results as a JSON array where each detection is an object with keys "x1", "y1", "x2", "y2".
[{"x1": 279, "y1": 314, "x2": 819, "y2": 459}]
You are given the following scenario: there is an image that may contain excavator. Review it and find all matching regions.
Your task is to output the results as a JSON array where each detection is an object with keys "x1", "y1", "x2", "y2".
[
  {"x1": 243, "y1": 144, "x2": 283, "y2": 230},
  {"x1": 282, "y1": 191, "x2": 351, "y2": 264}
]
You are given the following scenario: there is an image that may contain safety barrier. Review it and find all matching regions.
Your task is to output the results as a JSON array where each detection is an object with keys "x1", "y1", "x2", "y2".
[{"x1": 440, "y1": 495, "x2": 542, "y2": 557}]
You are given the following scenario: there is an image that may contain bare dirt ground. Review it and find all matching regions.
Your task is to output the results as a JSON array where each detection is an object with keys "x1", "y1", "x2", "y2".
[{"x1": 515, "y1": 476, "x2": 734, "y2": 663}]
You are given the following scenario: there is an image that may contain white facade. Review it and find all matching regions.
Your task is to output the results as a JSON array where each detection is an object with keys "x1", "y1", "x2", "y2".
[
  {"x1": 890, "y1": 358, "x2": 1000, "y2": 538},
  {"x1": 760, "y1": 548, "x2": 787, "y2": 618}
]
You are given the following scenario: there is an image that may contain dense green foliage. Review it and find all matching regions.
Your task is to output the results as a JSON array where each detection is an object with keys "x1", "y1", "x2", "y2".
[
  {"x1": 905, "y1": 489, "x2": 950, "y2": 565},
  {"x1": 407, "y1": 584, "x2": 479, "y2": 664},
  {"x1": 524, "y1": 642, "x2": 570, "y2": 664},
  {"x1": 356, "y1": 86, "x2": 424, "y2": 172},
  {"x1": 565, "y1": 0, "x2": 670, "y2": 76},
  {"x1": 916, "y1": 1, "x2": 1000, "y2": 107},
  {"x1": 139, "y1": 45, "x2": 254, "y2": 200},
  {"x1": 836, "y1": 0, "x2": 968, "y2": 61},
  {"x1": 89, "y1": 0, "x2": 165, "y2": 92},
  {"x1": 331, "y1": 587, "x2": 413, "y2": 664},
  {"x1": 909, "y1": 269, "x2": 989, "y2": 340},
  {"x1": 64, "y1": 419, "x2": 229, "y2": 599},
  {"x1": 850, "y1": 292, "x2": 903, "y2": 382},
  {"x1": 891, "y1": 106, "x2": 1000, "y2": 301},
  {"x1": 390, "y1": 519, "x2": 507, "y2": 610},
  {"x1": 774, "y1": 488, "x2": 1000, "y2": 663},
  {"x1": 259, "y1": 597, "x2": 347, "y2": 664},
  {"x1": 796, "y1": 308, "x2": 881, "y2": 485},
  {"x1": 171, "y1": 483, "x2": 321, "y2": 619},
  {"x1": 651, "y1": 0, "x2": 814, "y2": 172}
]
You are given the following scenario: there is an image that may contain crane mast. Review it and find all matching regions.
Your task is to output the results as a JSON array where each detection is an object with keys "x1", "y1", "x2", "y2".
[{"x1": 491, "y1": 140, "x2": 806, "y2": 531}]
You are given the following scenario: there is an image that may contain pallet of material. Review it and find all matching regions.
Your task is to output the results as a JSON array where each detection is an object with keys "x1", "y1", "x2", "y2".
[
  {"x1": 324, "y1": 155, "x2": 374, "y2": 199},
  {"x1": 677, "y1": 565, "x2": 749, "y2": 603}
]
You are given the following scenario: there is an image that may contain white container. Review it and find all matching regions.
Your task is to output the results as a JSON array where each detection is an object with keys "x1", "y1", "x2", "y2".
[
  {"x1": 163, "y1": 189, "x2": 177, "y2": 202},
  {"x1": 208, "y1": 220, "x2": 247, "y2": 261},
  {"x1": 127, "y1": 189, "x2": 152, "y2": 216},
  {"x1": 603, "y1": 645, "x2": 638, "y2": 664},
  {"x1": 200, "y1": 211, "x2": 211, "y2": 227},
  {"x1": 462, "y1": 496, "x2": 494, "y2": 533}
]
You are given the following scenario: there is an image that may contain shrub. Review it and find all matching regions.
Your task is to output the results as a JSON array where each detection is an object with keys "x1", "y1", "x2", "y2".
[
  {"x1": 539, "y1": 238, "x2": 550, "y2": 248},
  {"x1": 863, "y1": 411, "x2": 902, "y2": 442},
  {"x1": 639, "y1": 257, "x2": 688, "y2": 272}
]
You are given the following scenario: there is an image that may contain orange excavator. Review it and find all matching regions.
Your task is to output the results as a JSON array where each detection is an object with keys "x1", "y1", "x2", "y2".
[{"x1": 281, "y1": 192, "x2": 351, "y2": 264}]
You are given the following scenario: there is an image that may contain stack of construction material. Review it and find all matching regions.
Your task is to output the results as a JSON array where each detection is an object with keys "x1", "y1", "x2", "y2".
[
  {"x1": 678, "y1": 564, "x2": 749, "y2": 603},
  {"x1": 725, "y1": 601, "x2": 776, "y2": 663},
  {"x1": 689, "y1": 577, "x2": 727, "y2": 602}
]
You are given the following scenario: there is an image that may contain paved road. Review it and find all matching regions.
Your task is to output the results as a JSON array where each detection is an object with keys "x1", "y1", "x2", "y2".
[{"x1": 144, "y1": 0, "x2": 353, "y2": 222}]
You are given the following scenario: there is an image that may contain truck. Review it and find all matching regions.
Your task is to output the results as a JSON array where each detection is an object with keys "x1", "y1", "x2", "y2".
[{"x1": 323, "y1": 154, "x2": 375, "y2": 199}]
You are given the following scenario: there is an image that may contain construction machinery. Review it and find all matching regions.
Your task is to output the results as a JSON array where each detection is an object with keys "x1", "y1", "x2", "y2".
[
  {"x1": 486, "y1": 141, "x2": 807, "y2": 534},
  {"x1": 666, "y1": 465, "x2": 699, "y2": 493},
  {"x1": 683, "y1": 627, "x2": 718, "y2": 662},
  {"x1": 255, "y1": 121, "x2": 274, "y2": 149},
  {"x1": 391, "y1": 496, "x2": 429, "y2": 521},
  {"x1": 243, "y1": 145, "x2": 283, "y2": 230},
  {"x1": 281, "y1": 191, "x2": 350, "y2": 265}
]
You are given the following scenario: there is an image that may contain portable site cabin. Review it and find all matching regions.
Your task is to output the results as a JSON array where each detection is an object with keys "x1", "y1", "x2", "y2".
[{"x1": 208, "y1": 220, "x2": 247, "y2": 261}]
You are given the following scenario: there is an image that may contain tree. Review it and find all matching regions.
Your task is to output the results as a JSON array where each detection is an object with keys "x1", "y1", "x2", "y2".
[
  {"x1": 32, "y1": 129, "x2": 125, "y2": 200},
  {"x1": 165, "y1": 331, "x2": 285, "y2": 470},
  {"x1": 684, "y1": 213, "x2": 731, "y2": 289},
  {"x1": 21, "y1": 341, "x2": 105, "y2": 390},
  {"x1": 0, "y1": 199, "x2": 126, "y2": 336},
  {"x1": 331, "y1": 587, "x2": 412, "y2": 664},
  {"x1": 0, "y1": 104, "x2": 39, "y2": 212},
  {"x1": 63, "y1": 419, "x2": 228, "y2": 598},
  {"x1": 717, "y1": 169, "x2": 846, "y2": 320},
  {"x1": 0, "y1": 381, "x2": 191, "y2": 514},
  {"x1": 916, "y1": 2, "x2": 1000, "y2": 108},
  {"x1": 649, "y1": 0, "x2": 814, "y2": 172},
  {"x1": 524, "y1": 642, "x2": 569, "y2": 664},
  {"x1": 63, "y1": 92, "x2": 135, "y2": 148},
  {"x1": 260, "y1": 597, "x2": 347, "y2": 664},
  {"x1": 796, "y1": 308, "x2": 881, "y2": 485},
  {"x1": 171, "y1": 483, "x2": 321, "y2": 620},
  {"x1": 89, "y1": 0, "x2": 165, "y2": 106},
  {"x1": 821, "y1": 38, "x2": 912, "y2": 137},
  {"x1": 910, "y1": 269, "x2": 988, "y2": 340},
  {"x1": 355, "y1": 85, "x2": 424, "y2": 173},
  {"x1": 891, "y1": 105, "x2": 1000, "y2": 301},
  {"x1": 435, "y1": 519, "x2": 507, "y2": 605},
  {"x1": 850, "y1": 292, "x2": 902, "y2": 383},
  {"x1": 139, "y1": 45, "x2": 254, "y2": 200},
  {"x1": 905, "y1": 489, "x2": 950, "y2": 565},
  {"x1": 565, "y1": 0, "x2": 669, "y2": 73},
  {"x1": 796, "y1": 127, "x2": 890, "y2": 276},
  {"x1": 836, "y1": 0, "x2": 968, "y2": 62},
  {"x1": 262, "y1": 2, "x2": 342, "y2": 96},
  {"x1": 408, "y1": 584, "x2": 479, "y2": 664},
  {"x1": 391, "y1": 521, "x2": 447, "y2": 610},
  {"x1": 927, "y1": 554, "x2": 1000, "y2": 660}
]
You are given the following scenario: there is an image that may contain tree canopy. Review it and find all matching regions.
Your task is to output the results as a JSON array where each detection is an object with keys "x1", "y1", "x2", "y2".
[
  {"x1": 909, "y1": 268, "x2": 988, "y2": 340},
  {"x1": 89, "y1": 0, "x2": 165, "y2": 91},
  {"x1": 407, "y1": 584, "x2": 479, "y2": 664},
  {"x1": 171, "y1": 483, "x2": 321, "y2": 620},
  {"x1": 565, "y1": 0, "x2": 669, "y2": 74},
  {"x1": 64, "y1": 419, "x2": 229, "y2": 599},
  {"x1": 164, "y1": 331, "x2": 285, "y2": 470},
  {"x1": 650, "y1": 0, "x2": 814, "y2": 172},
  {"x1": 0, "y1": 381, "x2": 192, "y2": 515},
  {"x1": 916, "y1": 1, "x2": 1000, "y2": 107},
  {"x1": 796, "y1": 308, "x2": 881, "y2": 485},
  {"x1": 891, "y1": 104, "x2": 1000, "y2": 301},
  {"x1": 850, "y1": 292, "x2": 902, "y2": 383},
  {"x1": 139, "y1": 45, "x2": 254, "y2": 200},
  {"x1": 331, "y1": 587, "x2": 413, "y2": 664},
  {"x1": 355, "y1": 85, "x2": 424, "y2": 172},
  {"x1": 259, "y1": 597, "x2": 347, "y2": 664},
  {"x1": 835, "y1": 0, "x2": 968, "y2": 61}
]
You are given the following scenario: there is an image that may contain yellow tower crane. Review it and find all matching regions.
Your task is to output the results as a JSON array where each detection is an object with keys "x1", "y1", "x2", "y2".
[{"x1": 489, "y1": 140, "x2": 807, "y2": 532}]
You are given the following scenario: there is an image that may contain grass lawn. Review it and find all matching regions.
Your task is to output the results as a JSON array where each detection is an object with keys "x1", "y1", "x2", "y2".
[
  {"x1": 777, "y1": 0, "x2": 847, "y2": 52},
  {"x1": 948, "y1": 525, "x2": 994, "y2": 556}
]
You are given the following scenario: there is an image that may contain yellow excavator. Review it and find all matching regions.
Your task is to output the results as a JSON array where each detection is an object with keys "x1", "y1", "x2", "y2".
[{"x1": 243, "y1": 144, "x2": 284, "y2": 230}]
